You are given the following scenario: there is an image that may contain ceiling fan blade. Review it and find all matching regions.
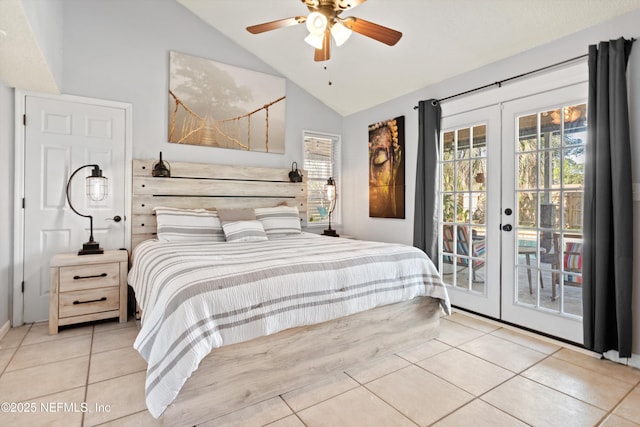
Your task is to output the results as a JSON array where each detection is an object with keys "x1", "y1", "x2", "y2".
[
  {"x1": 343, "y1": 17, "x2": 402, "y2": 46},
  {"x1": 314, "y1": 29, "x2": 331, "y2": 61},
  {"x1": 246, "y1": 16, "x2": 306, "y2": 34}
]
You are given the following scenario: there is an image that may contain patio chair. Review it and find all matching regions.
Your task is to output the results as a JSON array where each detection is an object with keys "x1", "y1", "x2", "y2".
[
  {"x1": 442, "y1": 225, "x2": 486, "y2": 281},
  {"x1": 551, "y1": 233, "x2": 583, "y2": 300}
]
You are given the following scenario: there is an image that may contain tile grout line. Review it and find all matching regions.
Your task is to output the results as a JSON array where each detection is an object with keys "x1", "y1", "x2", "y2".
[
  {"x1": 81, "y1": 325, "x2": 95, "y2": 427},
  {"x1": 597, "y1": 380, "x2": 640, "y2": 426},
  {"x1": 0, "y1": 323, "x2": 33, "y2": 378},
  {"x1": 271, "y1": 396, "x2": 309, "y2": 427},
  {"x1": 407, "y1": 328, "x2": 569, "y2": 425}
]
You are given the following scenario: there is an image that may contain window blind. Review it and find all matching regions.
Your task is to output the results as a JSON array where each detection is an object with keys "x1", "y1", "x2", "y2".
[{"x1": 303, "y1": 131, "x2": 341, "y2": 225}]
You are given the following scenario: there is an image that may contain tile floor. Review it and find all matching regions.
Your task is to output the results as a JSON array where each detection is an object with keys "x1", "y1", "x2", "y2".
[{"x1": 0, "y1": 312, "x2": 639, "y2": 426}]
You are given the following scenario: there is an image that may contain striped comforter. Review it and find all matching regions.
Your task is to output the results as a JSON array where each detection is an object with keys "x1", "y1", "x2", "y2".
[{"x1": 128, "y1": 233, "x2": 450, "y2": 418}]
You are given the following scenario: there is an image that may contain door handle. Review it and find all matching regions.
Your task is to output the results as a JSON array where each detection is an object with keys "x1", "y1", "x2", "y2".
[
  {"x1": 105, "y1": 215, "x2": 122, "y2": 223},
  {"x1": 502, "y1": 224, "x2": 513, "y2": 232}
]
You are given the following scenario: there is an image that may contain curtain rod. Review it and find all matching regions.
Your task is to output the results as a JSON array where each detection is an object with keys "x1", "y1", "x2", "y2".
[{"x1": 413, "y1": 53, "x2": 590, "y2": 109}]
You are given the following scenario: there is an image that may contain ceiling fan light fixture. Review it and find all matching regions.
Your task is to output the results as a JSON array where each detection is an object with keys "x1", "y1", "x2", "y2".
[
  {"x1": 304, "y1": 32, "x2": 325, "y2": 49},
  {"x1": 306, "y1": 11, "x2": 327, "y2": 35},
  {"x1": 330, "y1": 21, "x2": 352, "y2": 46}
]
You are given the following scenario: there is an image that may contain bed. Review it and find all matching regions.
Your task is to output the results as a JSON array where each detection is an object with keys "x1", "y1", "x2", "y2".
[{"x1": 128, "y1": 159, "x2": 450, "y2": 424}]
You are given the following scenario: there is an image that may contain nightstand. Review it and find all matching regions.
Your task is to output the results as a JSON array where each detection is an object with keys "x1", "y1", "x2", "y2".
[{"x1": 49, "y1": 249, "x2": 128, "y2": 334}]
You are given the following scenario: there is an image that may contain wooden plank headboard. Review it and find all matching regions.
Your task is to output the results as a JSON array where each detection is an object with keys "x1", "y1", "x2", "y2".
[{"x1": 132, "y1": 159, "x2": 307, "y2": 249}]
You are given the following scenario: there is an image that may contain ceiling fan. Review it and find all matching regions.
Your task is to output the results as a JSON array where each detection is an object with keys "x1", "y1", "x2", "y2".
[{"x1": 246, "y1": 0, "x2": 402, "y2": 61}]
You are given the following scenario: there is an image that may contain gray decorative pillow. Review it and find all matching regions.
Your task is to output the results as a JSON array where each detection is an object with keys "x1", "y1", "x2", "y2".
[
  {"x1": 254, "y1": 206, "x2": 302, "y2": 235},
  {"x1": 216, "y1": 208, "x2": 257, "y2": 222},
  {"x1": 154, "y1": 207, "x2": 225, "y2": 242},
  {"x1": 222, "y1": 220, "x2": 268, "y2": 242}
]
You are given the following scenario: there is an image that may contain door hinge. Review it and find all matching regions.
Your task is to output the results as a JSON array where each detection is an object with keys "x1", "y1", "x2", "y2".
[
  {"x1": 22, "y1": 198, "x2": 25, "y2": 209},
  {"x1": 23, "y1": 114, "x2": 26, "y2": 126},
  {"x1": 21, "y1": 281, "x2": 24, "y2": 293}
]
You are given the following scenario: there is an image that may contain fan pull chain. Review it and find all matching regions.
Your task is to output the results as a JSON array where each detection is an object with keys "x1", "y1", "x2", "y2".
[{"x1": 324, "y1": 64, "x2": 332, "y2": 86}]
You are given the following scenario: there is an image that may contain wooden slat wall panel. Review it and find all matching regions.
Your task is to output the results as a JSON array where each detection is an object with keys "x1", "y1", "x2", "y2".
[
  {"x1": 133, "y1": 159, "x2": 299, "y2": 181},
  {"x1": 131, "y1": 159, "x2": 308, "y2": 250},
  {"x1": 134, "y1": 177, "x2": 305, "y2": 197},
  {"x1": 133, "y1": 196, "x2": 306, "y2": 214}
]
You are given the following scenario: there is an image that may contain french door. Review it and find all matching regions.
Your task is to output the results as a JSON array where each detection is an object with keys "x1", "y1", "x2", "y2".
[
  {"x1": 439, "y1": 83, "x2": 587, "y2": 343},
  {"x1": 439, "y1": 105, "x2": 501, "y2": 318},
  {"x1": 501, "y1": 83, "x2": 586, "y2": 343}
]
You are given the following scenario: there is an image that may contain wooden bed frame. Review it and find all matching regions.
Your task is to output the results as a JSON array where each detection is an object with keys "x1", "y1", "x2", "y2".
[{"x1": 130, "y1": 159, "x2": 443, "y2": 425}]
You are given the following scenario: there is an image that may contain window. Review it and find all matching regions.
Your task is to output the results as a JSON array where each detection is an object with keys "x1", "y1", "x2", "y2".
[{"x1": 303, "y1": 131, "x2": 341, "y2": 226}]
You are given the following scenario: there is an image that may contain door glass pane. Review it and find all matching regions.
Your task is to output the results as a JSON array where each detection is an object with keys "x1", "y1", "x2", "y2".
[
  {"x1": 540, "y1": 109, "x2": 562, "y2": 149},
  {"x1": 518, "y1": 114, "x2": 538, "y2": 151},
  {"x1": 457, "y1": 128, "x2": 470, "y2": 158},
  {"x1": 443, "y1": 163, "x2": 454, "y2": 192},
  {"x1": 443, "y1": 131, "x2": 455, "y2": 161},
  {"x1": 539, "y1": 149, "x2": 561, "y2": 188},
  {"x1": 471, "y1": 192, "x2": 486, "y2": 225},
  {"x1": 456, "y1": 160, "x2": 470, "y2": 192},
  {"x1": 440, "y1": 123, "x2": 487, "y2": 295},
  {"x1": 514, "y1": 103, "x2": 586, "y2": 317},
  {"x1": 517, "y1": 192, "x2": 537, "y2": 227},
  {"x1": 472, "y1": 125, "x2": 487, "y2": 157},
  {"x1": 471, "y1": 158, "x2": 486, "y2": 191},
  {"x1": 518, "y1": 152, "x2": 538, "y2": 189}
]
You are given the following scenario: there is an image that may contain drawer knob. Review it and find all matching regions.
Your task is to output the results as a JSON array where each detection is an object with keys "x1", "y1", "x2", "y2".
[
  {"x1": 73, "y1": 297, "x2": 107, "y2": 305},
  {"x1": 73, "y1": 273, "x2": 108, "y2": 280}
]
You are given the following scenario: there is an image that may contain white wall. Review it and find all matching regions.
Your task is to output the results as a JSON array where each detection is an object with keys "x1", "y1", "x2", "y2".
[
  {"x1": 21, "y1": 0, "x2": 63, "y2": 90},
  {"x1": 342, "y1": 10, "x2": 640, "y2": 355},
  {"x1": 0, "y1": 0, "x2": 342, "y2": 328},
  {"x1": 61, "y1": 0, "x2": 342, "y2": 167},
  {"x1": 0, "y1": 81, "x2": 14, "y2": 326}
]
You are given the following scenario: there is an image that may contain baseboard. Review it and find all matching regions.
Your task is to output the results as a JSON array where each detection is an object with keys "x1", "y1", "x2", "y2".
[
  {"x1": 0, "y1": 320, "x2": 10, "y2": 342},
  {"x1": 603, "y1": 350, "x2": 640, "y2": 369}
]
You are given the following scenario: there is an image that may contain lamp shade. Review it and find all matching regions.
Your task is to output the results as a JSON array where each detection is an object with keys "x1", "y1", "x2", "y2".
[
  {"x1": 326, "y1": 177, "x2": 336, "y2": 205},
  {"x1": 306, "y1": 11, "x2": 327, "y2": 36},
  {"x1": 304, "y1": 32, "x2": 325, "y2": 49},
  {"x1": 86, "y1": 168, "x2": 108, "y2": 201},
  {"x1": 330, "y1": 21, "x2": 352, "y2": 46}
]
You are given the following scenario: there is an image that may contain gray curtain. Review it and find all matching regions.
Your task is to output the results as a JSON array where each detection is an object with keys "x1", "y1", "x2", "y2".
[
  {"x1": 413, "y1": 99, "x2": 441, "y2": 263},
  {"x1": 583, "y1": 37, "x2": 634, "y2": 357}
]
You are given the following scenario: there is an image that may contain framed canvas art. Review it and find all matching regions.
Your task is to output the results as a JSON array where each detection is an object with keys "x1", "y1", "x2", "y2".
[
  {"x1": 369, "y1": 116, "x2": 405, "y2": 218},
  {"x1": 168, "y1": 51, "x2": 286, "y2": 153}
]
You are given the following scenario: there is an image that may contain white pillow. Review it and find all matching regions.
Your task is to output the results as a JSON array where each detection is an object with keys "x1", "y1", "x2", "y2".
[
  {"x1": 222, "y1": 220, "x2": 268, "y2": 242},
  {"x1": 254, "y1": 206, "x2": 302, "y2": 235},
  {"x1": 154, "y1": 207, "x2": 225, "y2": 242}
]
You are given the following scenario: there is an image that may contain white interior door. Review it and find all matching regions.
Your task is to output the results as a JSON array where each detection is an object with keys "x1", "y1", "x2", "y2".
[
  {"x1": 22, "y1": 95, "x2": 128, "y2": 322},
  {"x1": 439, "y1": 105, "x2": 501, "y2": 318},
  {"x1": 501, "y1": 83, "x2": 587, "y2": 343}
]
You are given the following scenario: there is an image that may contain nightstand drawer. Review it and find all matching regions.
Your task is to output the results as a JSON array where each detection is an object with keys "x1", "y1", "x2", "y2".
[
  {"x1": 59, "y1": 262, "x2": 120, "y2": 292},
  {"x1": 59, "y1": 286, "x2": 120, "y2": 318},
  {"x1": 50, "y1": 250, "x2": 128, "y2": 334}
]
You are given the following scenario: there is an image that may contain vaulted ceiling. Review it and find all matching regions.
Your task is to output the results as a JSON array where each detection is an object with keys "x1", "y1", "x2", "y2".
[{"x1": 178, "y1": 0, "x2": 640, "y2": 116}]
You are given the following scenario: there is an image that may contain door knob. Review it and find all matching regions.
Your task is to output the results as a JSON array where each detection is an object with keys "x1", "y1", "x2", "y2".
[
  {"x1": 502, "y1": 224, "x2": 513, "y2": 232},
  {"x1": 106, "y1": 215, "x2": 122, "y2": 223}
]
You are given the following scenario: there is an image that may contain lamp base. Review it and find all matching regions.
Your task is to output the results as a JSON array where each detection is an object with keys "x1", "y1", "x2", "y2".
[
  {"x1": 78, "y1": 241, "x2": 104, "y2": 256},
  {"x1": 322, "y1": 229, "x2": 339, "y2": 237}
]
